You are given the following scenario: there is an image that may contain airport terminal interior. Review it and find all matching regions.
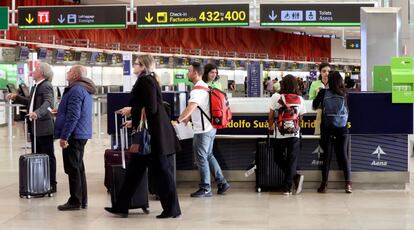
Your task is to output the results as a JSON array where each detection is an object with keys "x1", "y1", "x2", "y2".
[{"x1": 0, "y1": 0, "x2": 414, "y2": 229}]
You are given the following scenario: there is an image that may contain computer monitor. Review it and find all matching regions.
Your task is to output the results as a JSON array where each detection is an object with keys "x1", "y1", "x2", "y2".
[
  {"x1": 38, "y1": 48, "x2": 47, "y2": 60},
  {"x1": 55, "y1": 49, "x2": 65, "y2": 62},
  {"x1": 15, "y1": 46, "x2": 30, "y2": 61},
  {"x1": 106, "y1": 53, "x2": 113, "y2": 64},
  {"x1": 89, "y1": 52, "x2": 98, "y2": 63}
]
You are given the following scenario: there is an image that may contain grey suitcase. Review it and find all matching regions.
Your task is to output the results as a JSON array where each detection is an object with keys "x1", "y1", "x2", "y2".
[{"x1": 19, "y1": 116, "x2": 52, "y2": 198}]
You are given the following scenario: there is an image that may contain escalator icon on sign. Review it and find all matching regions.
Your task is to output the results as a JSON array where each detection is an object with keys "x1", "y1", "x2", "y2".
[{"x1": 157, "y1": 12, "x2": 168, "y2": 23}]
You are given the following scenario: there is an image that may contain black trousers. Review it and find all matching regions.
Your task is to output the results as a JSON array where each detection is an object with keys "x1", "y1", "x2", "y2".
[
  {"x1": 273, "y1": 137, "x2": 300, "y2": 190},
  {"x1": 320, "y1": 127, "x2": 351, "y2": 183},
  {"x1": 62, "y1": 139, "x2": 88, "y2": 206},
  {"x1": 30, "y1": 134, "x2": 56, "y2": 186},
  {"x1": 115, "y1": 153, "x2": 181, "y2": 216}
]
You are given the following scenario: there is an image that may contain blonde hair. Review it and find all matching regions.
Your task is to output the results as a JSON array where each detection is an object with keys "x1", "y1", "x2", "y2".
[
  {"x1": 137, "y1": 54, "x2": 155, "y2": 72},
  {"x1": 136, "y1": 54, "x2": 160, "y2": 84}
]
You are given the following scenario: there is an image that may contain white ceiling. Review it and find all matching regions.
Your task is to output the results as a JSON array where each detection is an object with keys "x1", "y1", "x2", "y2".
[{"x1": 78, "y1": 0, "x2": 377, "y2": 38}]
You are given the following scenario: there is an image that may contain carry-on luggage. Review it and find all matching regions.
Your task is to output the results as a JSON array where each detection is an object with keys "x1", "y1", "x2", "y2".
[
  {"x1": 110, "y1": 127, "x2": 149, "y2": 214},
  {"x1": 104, "y1": 113, "x2": 134, "y2": 192},
  {"x1": 255, "y1": 134, "x2": 285, "y2": 192},
  {"x1": 19, "y1": 116, "x2": 53, "y2": 198}
]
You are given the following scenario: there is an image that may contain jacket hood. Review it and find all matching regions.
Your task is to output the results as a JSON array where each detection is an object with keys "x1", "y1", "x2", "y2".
[{"x1": 69, "y1": 77, "x2": 96, "y2": 94}]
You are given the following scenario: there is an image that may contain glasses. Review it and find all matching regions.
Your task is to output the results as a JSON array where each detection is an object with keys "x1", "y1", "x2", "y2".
[{"x1": 133, "y1": 62, "x2": 143, "y2": 67}]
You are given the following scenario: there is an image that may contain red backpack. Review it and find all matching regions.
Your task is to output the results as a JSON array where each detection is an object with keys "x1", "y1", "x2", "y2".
[
  {"x1": 193, "y1": 86, "x2": 232, "y2": 129},
  {"x1": 276, "y1": 94, "x2": 301, "y2": 135}
]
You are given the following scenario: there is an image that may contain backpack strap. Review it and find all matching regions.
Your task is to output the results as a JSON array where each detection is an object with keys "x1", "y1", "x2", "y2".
[{"x1": 193, "y1": 85, "x2": 212, "y2": 131}]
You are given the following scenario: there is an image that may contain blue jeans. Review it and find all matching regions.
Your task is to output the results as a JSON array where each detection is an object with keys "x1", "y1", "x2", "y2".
[{"x1": 193, "y1": 129, "x2": 226, "y2": 191}]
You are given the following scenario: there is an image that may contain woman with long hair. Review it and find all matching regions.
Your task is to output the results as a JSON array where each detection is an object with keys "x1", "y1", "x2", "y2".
[
  {"x1": 268, "y1": 75, "x2": 306, "y2": 195},
  {"x1": 312, "y1": 71, "x2": 351, "y2": 194},
  {"x1": 105, "y1": 54, "x2": 182, "y2": 218},
  {"x1": 202, "y1": 63, "x2": 222, "y2": 90},
  {"x1": 309, "y1": 62, "x2": 331, "y2": 100}
]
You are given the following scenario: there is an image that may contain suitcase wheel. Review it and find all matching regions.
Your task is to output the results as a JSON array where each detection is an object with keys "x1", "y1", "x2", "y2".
[
  {"x1": 26, "y1": 195, "x2": 31, "y2": 199},
  {"x1": 48, "y1": 193, "x2": 54, "y2": 197},
  {"x1": 256, "y1": 187, "x2": 262, "y2": 193},
  {"x1": 19, "y1": 195, "x2": 24, "y2": 198},
  {"x1": 142, "y1": 208, "x2": 150, "y2": 214}
]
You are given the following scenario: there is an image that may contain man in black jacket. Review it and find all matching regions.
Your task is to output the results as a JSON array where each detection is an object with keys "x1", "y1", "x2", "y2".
[{"x1": 7, "y1": 62, "x2": 57, "y2": 193}]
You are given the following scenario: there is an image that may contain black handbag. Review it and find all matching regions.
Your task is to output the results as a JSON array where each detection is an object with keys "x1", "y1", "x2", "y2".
[{"x1": 130, "y1": 108, "x2": 151, "y2": 155}]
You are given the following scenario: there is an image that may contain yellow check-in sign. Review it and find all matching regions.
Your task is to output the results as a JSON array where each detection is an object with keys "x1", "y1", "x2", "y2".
[{"x1": 157, "y1": 12, "x2": 168, "y2": 23}]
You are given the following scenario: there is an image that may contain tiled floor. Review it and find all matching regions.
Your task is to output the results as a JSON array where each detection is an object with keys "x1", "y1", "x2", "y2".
[{"x1": 1, "y1": 117, "x2": 414, "y2": 230}]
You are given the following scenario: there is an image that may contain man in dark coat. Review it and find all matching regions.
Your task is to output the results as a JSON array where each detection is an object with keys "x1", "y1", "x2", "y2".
[{"x1": 7, "y1": 62, "x2": 57, "y2": 193}]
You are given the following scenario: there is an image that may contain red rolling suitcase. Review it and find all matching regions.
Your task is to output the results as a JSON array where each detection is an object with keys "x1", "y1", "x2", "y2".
[{"x1": 104, "y1": 113, "x2": 134, "y2": 192}]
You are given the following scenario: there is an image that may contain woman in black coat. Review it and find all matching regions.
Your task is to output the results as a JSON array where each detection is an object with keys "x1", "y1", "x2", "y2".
[
  {"x1": 105, "y1": 54, "x2": 182, "y2": 219},
  {"x1": 312, "y1": 71, "x2": 351, "y2": 194}
]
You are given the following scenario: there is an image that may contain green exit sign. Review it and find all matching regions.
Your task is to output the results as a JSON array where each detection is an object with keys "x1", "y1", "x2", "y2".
[{"x1": 0, "y1": 7, "x2": 9, "y2": 30}]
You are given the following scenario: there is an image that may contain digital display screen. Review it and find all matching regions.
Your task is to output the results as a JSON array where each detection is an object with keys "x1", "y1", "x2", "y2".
[
  {"x1": 73, "y1": 52, "x2": 82, "y2": 61},
  {"x1": 17, "y1": 46, "x2": 30, "y2": 61},
  {"x1": 137, "y1": 4, "x2": 249, "y2": 28},
  {"x1": 89, "y1": 52, "x2": 98, "y2": 63},
  {"x1": 106, "y1": 53, "x2": 113, "y2": 64},
  {"x1": 38, "y1": 48, "x2": 47, "y2": 60},
  {"x1": 175, "y1": 74, "x2": 184, "y2": 79},
  {"x1": 55, "y1": 49, "x2": 65, "y2": 62}
]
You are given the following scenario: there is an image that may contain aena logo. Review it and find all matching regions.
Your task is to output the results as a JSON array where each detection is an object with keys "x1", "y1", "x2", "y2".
[
  {"x1": 371, "y1": 145, "x2": 387, "y2": 166},
  {"x1": 311, "y1": 145, "x2": 324, "y2": 166}
]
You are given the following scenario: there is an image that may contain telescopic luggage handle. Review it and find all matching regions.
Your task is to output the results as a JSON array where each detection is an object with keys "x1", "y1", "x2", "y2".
[
  {"x1": 114, "y1": 112, "x2": 128, "y2": 150},
  {"x1": 120, "y1": 116, "x2": 128, "y2": 169},
  {"x1": 24, "y1": 115, "x2": 37, "y2": 154}
]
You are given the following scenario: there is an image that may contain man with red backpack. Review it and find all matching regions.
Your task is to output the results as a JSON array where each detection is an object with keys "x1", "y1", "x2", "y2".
[
  {"x1": 176, "y1": 62, "x2": 230, "y2": 198},
  {"x1": 268, "y1": 75, "x2": 307, "y2": 195}
]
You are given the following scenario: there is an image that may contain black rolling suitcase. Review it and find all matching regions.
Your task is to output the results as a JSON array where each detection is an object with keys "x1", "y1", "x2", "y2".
[
  {"x1": 255, "y1": 134, "x2": 285, "y2": 192},
  {"x1": 19, "y1": 117, "x2": 52, "y2": 198},
  {"x1": 110, "y1": 127, "x2": 149, "y2": 214}
]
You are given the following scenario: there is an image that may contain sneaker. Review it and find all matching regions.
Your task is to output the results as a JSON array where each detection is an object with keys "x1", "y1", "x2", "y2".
[
  {"x1": 217, "y1": 182, "x2": 230, "y2": 195},
  {"x1": 293, "y1": 174, "x2": 304, "y2": 195},
  {"x1": 190, "y1": 188, "x2": 212, "y2": 198},
  {"x1": 345, "y1": 182, "x2": 352, "y2": 194},
  {"x1": 281, "y1": 190, "x2": 292, "y2": 195}
]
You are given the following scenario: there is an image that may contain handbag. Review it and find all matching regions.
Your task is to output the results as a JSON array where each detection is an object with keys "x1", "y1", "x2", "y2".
[{"x1": 129, "y1": 108, "x2": 151, "y2": 155}]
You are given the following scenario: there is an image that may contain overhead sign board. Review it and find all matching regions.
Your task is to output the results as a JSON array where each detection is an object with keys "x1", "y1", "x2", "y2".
[
  {"x1": 0, "y1": 7, "x2": 9, "y2": 30},
  {"x1": 136, "y1": 4, "x2": 249, "y2": 28},
  {"x1": 260, "y1": 3, "x2": 375, "y2": 27},
  {"x1": 18, "y1": 5, "x2": 127, "y2": 29},
  {"x1": 346, "y1": 39, "x2": 361, "y2": 49}
]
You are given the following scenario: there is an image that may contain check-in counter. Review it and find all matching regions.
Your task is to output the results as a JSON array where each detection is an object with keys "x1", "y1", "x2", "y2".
[
  {"x1": 178, "y1": 93, "x2": 413, "y2": 190},
  {"x1": 107, "y1": 91, "x2": 414, "y2": 189}
]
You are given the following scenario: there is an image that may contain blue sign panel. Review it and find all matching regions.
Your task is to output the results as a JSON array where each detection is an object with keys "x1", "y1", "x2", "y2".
[
  {"x1": 348, "y1": 92, "x2": 413, "y2": 134},
  {"x1": 123, "y1": 60, "x2": 131, "y2": 76},
  {"x1": 247, "y1": 62, "x2": 261, "y2": 97},
  {"x1": 351, "y1": 135, "x2": 408, "y2": 172},
  {"x1": 297, "y1": 139, "x2": 340, "y2": 170}
]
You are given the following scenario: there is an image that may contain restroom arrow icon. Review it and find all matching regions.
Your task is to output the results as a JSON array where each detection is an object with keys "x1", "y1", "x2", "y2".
[{"x1": 268, "y1": 10, "x2": 277, "y2": 21}]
